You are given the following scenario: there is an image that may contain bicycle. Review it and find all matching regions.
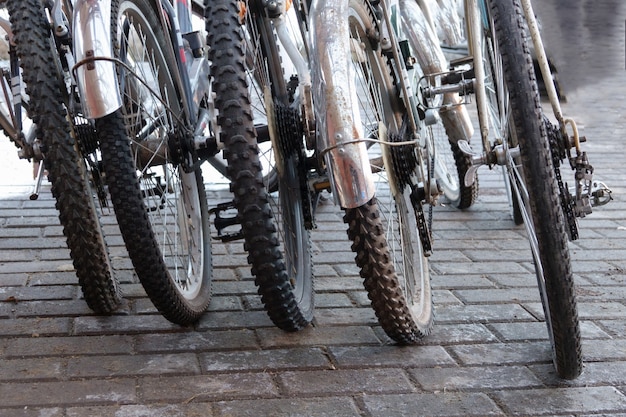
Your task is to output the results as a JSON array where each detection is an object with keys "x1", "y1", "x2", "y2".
[
  {"x1": 5, "y1": 0, "x2": 216, "y2": 323},
  {"x1": 3, "y1": 1, "x2": 122, "y2": 314},
  {"x1": 239, "y1": 0, "x2": 615, "y2": 379},
  {"x1": 51, "y1": 0, "x2": 315, "y2": 329},
  {"x1": 238, "y1": 0, "x2": 486, "y2": 343},
  {"x1": 420, "y1": 0, "x2": 613, "y2": 379}
]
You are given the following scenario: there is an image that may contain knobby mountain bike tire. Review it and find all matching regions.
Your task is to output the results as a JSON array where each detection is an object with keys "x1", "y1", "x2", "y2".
[
  {"x1": 206, "y1": 0, "x2": 314, "y2": 331},
  {"x1": 8, "y1": 0, "x2": 121, "y2": 313},
  {"x1": 97, "y1": 0, "x2": 213, "y2": 324},
  {"x1": 449, "y1": 141, "x2": 478, "y2": 209},
  {"x1": 342, "y1": 0, "x2": 434, "y2": 343},
  {"x1": 485, "y1": 0, "x2": 582, "y2": 379}
]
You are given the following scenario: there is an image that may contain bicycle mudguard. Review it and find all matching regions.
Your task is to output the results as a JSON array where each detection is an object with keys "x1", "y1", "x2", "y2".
[
  {"x1": 309, "y1": 0, "x2": 376, "y2": 209},
  {"x1": 422, "y1": 0, "x2": 464, "y2": 47},
  {"x1": 400, "y1": 0, "x2": 474, "y2": 142},
  {"x1": 73, "y1": 0, "x2": 122, "y2": 119}
]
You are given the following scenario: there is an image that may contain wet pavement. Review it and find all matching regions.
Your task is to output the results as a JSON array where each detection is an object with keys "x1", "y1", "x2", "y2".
[
  {"x1": 533, "y1": 0, "x2": 626, "y2": 95},
  {"x1": 1, "y1": 1, "x2": 626, "y2": 416}
]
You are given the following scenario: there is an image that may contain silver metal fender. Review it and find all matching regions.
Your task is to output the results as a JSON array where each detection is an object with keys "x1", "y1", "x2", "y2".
[
  {"x1": 400, "y1": 0, "x2": 473, "y2": 142},
  {"x1": 309, "y1": 0, "x2": 375, "y2": 209},
  {"x1": 433, "y1": 0, "x2": 465, "y2": 47},
  {"x1": 73, "y1": 0, "x2": 122, "y2": 119}
]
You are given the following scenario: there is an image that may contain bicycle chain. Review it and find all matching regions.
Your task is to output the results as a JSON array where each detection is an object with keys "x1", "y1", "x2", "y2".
[
  {"x1": 545, "y1": 117, "x2": 579, "y2": 240},
  {"x1": 389, "y1": 132, "x2": 432, "y2": 254},
  {"x1": 388, "y1": 132, "x2": 418, "y2": 190}
]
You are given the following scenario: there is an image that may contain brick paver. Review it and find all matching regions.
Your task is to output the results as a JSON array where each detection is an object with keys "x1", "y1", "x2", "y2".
[{"x1": 1, "y1": 3, "x2": 626, "y2": 416}]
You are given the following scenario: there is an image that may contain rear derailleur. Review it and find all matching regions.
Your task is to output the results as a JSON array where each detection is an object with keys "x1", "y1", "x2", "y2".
[{"x1": 545, "y1": 118, "x2": 612, "y2": 240}]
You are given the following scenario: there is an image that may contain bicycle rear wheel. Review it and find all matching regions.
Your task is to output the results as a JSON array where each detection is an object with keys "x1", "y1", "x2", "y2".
[
  {"x1": 206, "y1": 0, "x2": 314, "y2": 331},
  {"x1": 8, "y1": 0, "x2": 121, "y2": 313},
  {"x1": 97, "y1": 0, "x2": 213, "y2": 324},
  {"x1": 483, "y1": 0, "x2": 582, "y2": 379},
  {"x1": 342, "y1": 0, "x2": 434, "y2": 343}
]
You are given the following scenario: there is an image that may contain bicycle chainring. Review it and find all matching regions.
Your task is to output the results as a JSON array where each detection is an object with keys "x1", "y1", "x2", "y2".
[
  {"x1": 387, "y1": 131, "x2": 432, "y2": 254},
  {"x1": 411, "y1": 185, "x2": 433, "y2": 256},
  {"x1": 74, "y1": 116, "x2": 108, "y2": 207},
  {"x1": 74, "y1": 116, "x2": 99, "y2": 156}
]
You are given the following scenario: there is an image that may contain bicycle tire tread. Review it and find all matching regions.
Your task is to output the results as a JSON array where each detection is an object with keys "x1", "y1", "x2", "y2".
[
  {"x1": 489, "y1": 0, "x2": 581, "y2": 379},
  {"x1": 450, "y1": 141, "x2": 478, "y2": 209},
  {"x1": 344, "y1": 199, "x2": 429, "y2": 344}
]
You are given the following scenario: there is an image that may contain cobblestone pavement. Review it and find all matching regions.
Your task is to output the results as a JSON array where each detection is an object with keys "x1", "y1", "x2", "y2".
[{"x1": 1, "y1": 6, "x2": 626, "y2": 417}]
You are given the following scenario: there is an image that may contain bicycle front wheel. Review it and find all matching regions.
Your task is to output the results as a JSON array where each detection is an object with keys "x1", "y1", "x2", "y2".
[
  {"x1": 8, "y1": 0, "x2": 121, "y2": 313},
  {"x1": 483, "y1": 0, "x2": 582, "y2": 379},
  {"x1": 343, "y1": 0, "x2": 433, "y2": 343},
  {"x1": 97, "y1": 0, "x2": 213, "y2": 324}
]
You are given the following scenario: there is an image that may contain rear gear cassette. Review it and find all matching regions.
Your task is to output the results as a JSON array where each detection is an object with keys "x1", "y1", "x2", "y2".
[{"x1": 275, "y1": 102, "x2": 315, "y2": 229}]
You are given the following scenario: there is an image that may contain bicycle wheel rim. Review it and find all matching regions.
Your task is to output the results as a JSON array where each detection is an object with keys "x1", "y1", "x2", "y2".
[{"x1": 118, "y1": 0, "x2": 208, "y2": 301}]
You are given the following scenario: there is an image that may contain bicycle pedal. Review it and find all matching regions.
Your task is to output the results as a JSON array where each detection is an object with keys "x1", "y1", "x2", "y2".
[
  {"x1": 448, "y1": 55, "x2": 473, "y2": 68},
  {"x1": 441, "y1": 68, "x2": 475, "y2": 86},
  {"x1": 590, "y1": 181, "x2": 613, "y2": 207},
  {"x1": 209, "y1": 202, "x2": 244, "y2": 242}
]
